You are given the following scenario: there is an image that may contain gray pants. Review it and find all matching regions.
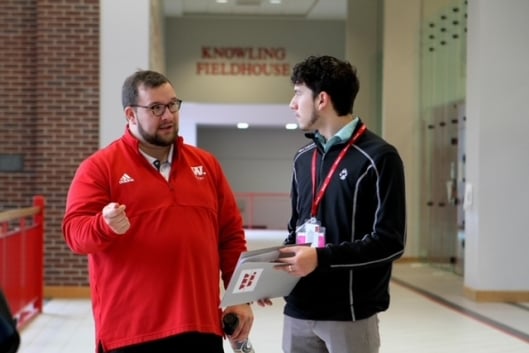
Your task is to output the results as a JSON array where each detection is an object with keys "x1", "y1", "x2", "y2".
[{"x1": 282, "y1": 314, "x2": 380, "y2": 353}]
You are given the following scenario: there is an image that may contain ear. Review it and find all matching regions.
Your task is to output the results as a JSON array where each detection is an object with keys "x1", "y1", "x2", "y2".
[
  {"x1": 124, "y1": 106, "x2": 137, "y2": 125},
  {"x1": 315, "y1": 91, "x2": 330, "y2": 110}
]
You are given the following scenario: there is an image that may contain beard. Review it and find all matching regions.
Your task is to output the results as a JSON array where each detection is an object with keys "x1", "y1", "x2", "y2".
[
  {"x1": 300, "y1": 110, "x2": 320, "y2": 132},
  {"x1": 137, "y1": 121, "x2": 178, "y2": 147}
]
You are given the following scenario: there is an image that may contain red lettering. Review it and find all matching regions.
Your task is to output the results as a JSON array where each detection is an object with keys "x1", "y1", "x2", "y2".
[
  {"x1": 239, "y1": 273, "x2": 250, "y2": 290},
  {"x1": 196, "y1": 62, "x2": 291, "y2": 76},
  {"x1": 201, "y1": 47, "x2": 213, "y2": 59},
  {"x1": 231, "y1": 48, "x2": 247, "y2": 59},
  {"x1": 275, "y1": 48, "x2": 286, "y2": 60},
  {"x1": 246, "y1": 272, "x2": 256, "y2": 287},
  {"x1": 230, "y1": 63, "x2": 242, "y2": 75},
  {"x1": 199, "y1": 47, "x2": 287, "y2": 60},
  {"x1": 196, "y1": 62, "x2": 207, "y2": 74}
]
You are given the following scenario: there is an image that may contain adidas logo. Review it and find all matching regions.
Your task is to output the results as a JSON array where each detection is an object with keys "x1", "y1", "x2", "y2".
[{"x1": 119, "y1": 173, "x2": 135, "y2": 184}]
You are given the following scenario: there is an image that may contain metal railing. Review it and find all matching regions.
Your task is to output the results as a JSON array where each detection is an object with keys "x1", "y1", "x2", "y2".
[{"x1": 0, "y1": 195, "x2": 45, "y2": 329}]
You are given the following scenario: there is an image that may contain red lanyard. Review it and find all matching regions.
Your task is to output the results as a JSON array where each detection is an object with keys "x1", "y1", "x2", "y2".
[{"x1": 311, "y1": 124, "x2": 367, "y2": 217}]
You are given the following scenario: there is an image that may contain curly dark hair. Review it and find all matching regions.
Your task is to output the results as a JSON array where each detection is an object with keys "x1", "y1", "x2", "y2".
[
  {"x1": 121, "y1": 70, "x2": 172, "y2": 109},
  {"x1": 290, "y1": 55, "x2": 359, "y2": 116}
]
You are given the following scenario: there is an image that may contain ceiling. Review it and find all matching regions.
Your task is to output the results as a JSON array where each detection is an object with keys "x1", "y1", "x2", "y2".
[{"x1": 163, "y1": 0, "x2": 347, "y2": 20}]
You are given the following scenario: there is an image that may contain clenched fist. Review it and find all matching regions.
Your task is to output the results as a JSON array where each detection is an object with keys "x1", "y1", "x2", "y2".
[{"x1": 102, "y1": 202, "x2": 130, "y2": 235}]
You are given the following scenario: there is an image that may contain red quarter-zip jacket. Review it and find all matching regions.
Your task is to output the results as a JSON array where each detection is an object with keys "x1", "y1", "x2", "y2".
[{"x1": 63, "y1": 127, "x2": 246, "y2": 351}]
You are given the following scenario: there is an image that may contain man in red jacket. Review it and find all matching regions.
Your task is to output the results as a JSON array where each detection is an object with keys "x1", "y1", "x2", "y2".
[{"x1": 63, "y1": 70, "x2": 252, "y2": 353}]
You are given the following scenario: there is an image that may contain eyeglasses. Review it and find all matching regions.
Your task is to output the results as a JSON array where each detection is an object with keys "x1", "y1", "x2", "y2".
[{"x1": 130, "y1": 99, "x2": 182, "y2": 117}]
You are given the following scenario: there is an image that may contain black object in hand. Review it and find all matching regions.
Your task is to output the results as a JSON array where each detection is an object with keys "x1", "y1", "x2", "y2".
[
  {"x1": 223, "y1": 313, "x2": 255, "y2": 353},
  {"x1": 223, "y1": 313, "x2": 239, "y2": 335}
]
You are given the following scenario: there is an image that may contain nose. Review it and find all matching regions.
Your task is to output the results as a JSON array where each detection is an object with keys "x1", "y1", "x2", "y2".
[{"x1": 289, "y1": 97, "x2": 297, "y2": 110}]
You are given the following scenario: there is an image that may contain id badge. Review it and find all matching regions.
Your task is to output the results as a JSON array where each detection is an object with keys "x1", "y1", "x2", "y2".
[{"x1": 296, "y1": 217, "x2": 326, "y2": 248}]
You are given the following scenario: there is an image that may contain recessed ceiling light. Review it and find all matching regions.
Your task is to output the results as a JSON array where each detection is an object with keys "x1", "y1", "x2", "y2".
[
  {"x1": 237, "y1": 122, "x2": 249, "y2": 129},
  {"x1": 216, "y1": 0, "x2": 228, "y2": 4},
  {"x1": 270, "y1": 0, "x2": 282, "y2": 4},
  {"x1": 285, "y1": 123, "x2": 298, "y2": 130}
]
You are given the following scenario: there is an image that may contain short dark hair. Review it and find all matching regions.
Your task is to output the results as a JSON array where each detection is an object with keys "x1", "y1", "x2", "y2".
[
  {"x1": 121, "y1": 70, "x2": 172, "y2": 109},
  {"x1": 290, "y1": 55, "x2": 359, "y2": 116}
]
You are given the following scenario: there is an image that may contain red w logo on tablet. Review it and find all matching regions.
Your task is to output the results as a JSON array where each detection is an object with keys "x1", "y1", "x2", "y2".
[{"x1": 234, "y1": 269, "x2": 263, "y2": 293}]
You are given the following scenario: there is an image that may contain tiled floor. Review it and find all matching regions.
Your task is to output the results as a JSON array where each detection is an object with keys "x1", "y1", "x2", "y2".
[{"x1": 17, "y1": 262, "x2": 529, "y2": 353}]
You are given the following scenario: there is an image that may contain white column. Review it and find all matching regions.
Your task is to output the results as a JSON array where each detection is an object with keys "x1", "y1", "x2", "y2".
[
  {"x1": 99, "y1": 0, "x2": 197, "y2": 147},
  {"x1": 345, "y1": 0, "x2": 382, "y2": 133},
  {"x1": 464, "y1": 0, "x2": 529, "y2": 299},
  {"x1": 100, "y1": 0, "x2": 151, "y2": 148},
  {"x1": 381, "y1": 0, "x2": 422, "y2": 258}
]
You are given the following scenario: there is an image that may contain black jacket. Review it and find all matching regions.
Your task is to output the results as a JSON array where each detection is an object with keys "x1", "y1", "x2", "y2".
[
  {"x1": 0, "y1": 289, "x2": 20, "y2": 353},
  {"x1": 284, "y1": 120, "x2": 406, "y2": 321}
]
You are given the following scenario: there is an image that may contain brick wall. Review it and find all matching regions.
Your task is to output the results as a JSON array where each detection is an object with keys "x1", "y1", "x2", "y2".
[{"x1": 0, "y1": 0, "x2": 99, "y2": 287}]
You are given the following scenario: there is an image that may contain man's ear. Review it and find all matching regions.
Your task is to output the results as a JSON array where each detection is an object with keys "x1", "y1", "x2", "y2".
[
  {"x1": 124, "y1": 106, "x2": 136, "y2": 125},
  {"x1": 316, "y1": 91, "x2": 330, "y2": 110}
]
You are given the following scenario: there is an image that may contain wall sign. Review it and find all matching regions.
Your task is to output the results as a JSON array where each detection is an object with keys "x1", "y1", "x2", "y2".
[{"x1": 196, "y1": 46, "x2": 290, "y2": 76}]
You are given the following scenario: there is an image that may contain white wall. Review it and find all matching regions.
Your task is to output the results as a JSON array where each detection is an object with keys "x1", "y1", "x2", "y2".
[
  {"x1": 465, "y1": 0, "x2": 529, "y2": 292},
  {"x1": 164, "y1": 17, "x2": 345, "y2": 104},
  {"x1": 100, "y1": 0, "x2": 151, "y2": 147},
  {"x1": 382, "y1": 0, "x2": 422, "y2": 258},
  {"x1": 198, "y1": 127, "x2": 308, "y2": 194},
  {"x1": 346, "y1": 0, "x2": 383, "y2": 133}
]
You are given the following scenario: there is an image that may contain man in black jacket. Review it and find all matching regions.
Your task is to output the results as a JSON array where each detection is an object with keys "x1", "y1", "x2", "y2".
[
  {"x1": 265, "y1": 55, "x2": 406, "y2": 353},
  {"x1": 0, "y1": 289, "x2": 20, "y2": 353}
]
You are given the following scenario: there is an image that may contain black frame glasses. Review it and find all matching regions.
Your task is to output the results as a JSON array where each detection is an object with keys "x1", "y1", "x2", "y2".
[{"x1": 130, "y1": 99, "x2": 182, "y2": 117}]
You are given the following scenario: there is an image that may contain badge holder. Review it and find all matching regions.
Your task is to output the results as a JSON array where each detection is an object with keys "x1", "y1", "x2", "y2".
[{"x1": 295, "y1": 217, "x2": 326, "y2": 248}]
